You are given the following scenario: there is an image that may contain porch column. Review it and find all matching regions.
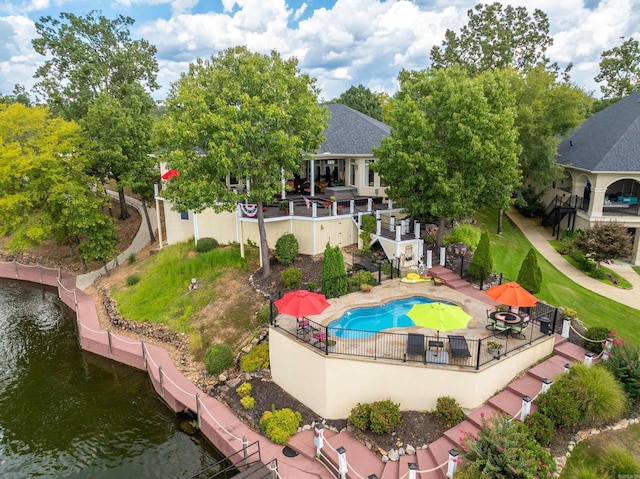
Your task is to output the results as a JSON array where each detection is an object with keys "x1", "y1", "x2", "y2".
[
  {"x1": 588, "y1": 187, "x2": 606, "y2": 217},
  {"x1": 310, "y1": 159, "x2": 316, "y2": 197},
  {"x1": 632, "y1": 227, "x2": 640, "y2": 266}
]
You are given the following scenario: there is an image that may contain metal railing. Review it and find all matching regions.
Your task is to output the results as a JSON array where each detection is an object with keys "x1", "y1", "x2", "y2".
[
  {"x1": 272, "y1": 302, "x2": 560, "y2": 370},
  {"x1": 185, "y1": 440, "x2": 268, "y2": 479}
]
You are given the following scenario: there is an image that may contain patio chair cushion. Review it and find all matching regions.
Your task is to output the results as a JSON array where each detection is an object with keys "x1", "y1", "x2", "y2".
[
  {"x1": 448, "y1": 335, "x2": 471, "y2": 358},
  {"x1": 407, "y1": 333, "x2": 425, "y2": 356}
]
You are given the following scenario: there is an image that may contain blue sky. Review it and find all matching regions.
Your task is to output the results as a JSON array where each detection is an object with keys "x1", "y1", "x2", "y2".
[{"x1": 1, "y1": 0, "x2": 639, "y2": 102}]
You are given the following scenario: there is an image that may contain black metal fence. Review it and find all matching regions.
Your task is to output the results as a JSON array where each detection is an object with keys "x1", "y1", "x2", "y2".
[{"x1": 272, "y1": 301, "x2": 560, "y2": 371}]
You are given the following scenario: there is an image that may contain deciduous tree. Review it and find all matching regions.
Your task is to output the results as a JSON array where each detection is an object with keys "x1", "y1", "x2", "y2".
[
  {"x1": 430, "y1": 2, "x2": 553, "y2": 74},
  {"x1": 574, "y1": 222, "x2": 633, "y2": 269},
  {"x1": 156, "y1": 46, "x2": 328, "y2": 278},
  {"x1": 335, "y1": 85, "x2": 383, "y2": 121},
  {"x1": 595, "y1": 37, "x2": 640, "y2": 99},
  {"x1": 32, "y1": 11, "x2": 159, "y2": 219},
  {"x1": 373, "y1": 67, "x2": 521, "y2": 246}
]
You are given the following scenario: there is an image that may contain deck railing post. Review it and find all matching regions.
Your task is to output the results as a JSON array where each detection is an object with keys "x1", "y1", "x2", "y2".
[
  {"x1": 414, "y1": 221, "x2": 420, "y2": 239},
  {"x1": 337, "y1": 447, "x2": 347, "y2": 479},
  {"x1": 562, "y1": 316, "x2": 571, "y2": 338},
  {"x1": 584, "y1": 352, "x2": 594, "y2": 367},
  {"x1": 521, "y1": 396, "x2": 532, "y2": 421},
  {"x1": 408, "y1": 463, "x2": 417, "y2": 479},
  {"x1": 314, "y1": 424, "x2": 324, "y2": 457},
  {"x1": 541, "y1": 378, "x2": 552, "y2": 393},
  {"x1": 426, "y1": 249, "x2": 432, "y2": 269},
  {"x1": 447, "y1": 450, "x2": 460, "y2": 478},
  {"x1": 439, "y1": 247, "x2": 446, "y2": 266}
]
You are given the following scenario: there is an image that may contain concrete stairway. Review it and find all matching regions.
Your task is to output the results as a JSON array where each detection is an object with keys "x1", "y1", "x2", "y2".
[{"x1": 288, "y1": 335, "x2": 592, "y2": 479}]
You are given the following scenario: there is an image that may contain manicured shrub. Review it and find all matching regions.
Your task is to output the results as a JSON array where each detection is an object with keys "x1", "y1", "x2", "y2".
[
  {"x1": 444, "y1": 223, "x2": 481, "y2": 250},
  {"x1": 601, "y1": 446, "x2": 640, "y2": 476},
  {"x1": 240, "y1": 396, "x2": 255, "y2": 410},
  {"x1": 368, "y1": 400, "x2": 402, "y2": 434},
  {"x1": 537, "y1": 379, "x2": 583, "y2": 427},
  {"x1": 605, "y1": 340, "x2": 640, "y2": 397},
  {"x1": 459, "y1": 416, "x2": 554, "y2": 478},
  {"x1": 196, "y1": 237, "x2": 219, "y2": 253},
  {"x1": 433, "y1": 396, "x2": 466, "y2": 427},
  {"x1": 523, "y1": 412, "x2": 554, "y2": 447},
  {"x1": 348, "y1": 403, "x2": 371, "y2": 432},
  {"x1": 259, "y1": 407, "x2": 302, "y2": 445},
  {"x1": 236, "y1": 382, "x2": 252, "y2": 398},
  {"x1": 468, "y1": 231, "x2": 492, "y2": 280},
  {"x1": 204, "y1": 343, "x2": 234, "y2": 375},
  {"x1": 307, "y1": 281, "x2": 318, "y2": 291},
  {"x1": 240, "y1": 343, "x2": 270, "y2": 372},
  {"x1": 563, "y1": 363, "x2": 627, "y2": 423},
  {"x1": 257, "y1": 303, "x2": 277, "y2": 325},
  {"x1": 583, "y1": 326, "x2": 611, "y2": 353},
  {"x1": 360, "y1": 215, "x2": 376, "y2": 253},
  {"x1": 517, "y1": 248, "x2": 542, "y2": 294},
  {"x1": 126, "y1": 274, "x2": 140, "y2": 286},
  {"x1": 321, "y1": 243, "x2": 347, "y2": 298},
  {"x1": 348, "y1": 270, "x2": 376, "y2": 290},
  {"x1": 348, "y1": 400, "x2": 401, "y2": 434},
  {"x1": 275, "y1": 233, "x2": 299, "y2": 266},
  {"x1": 281, "y1": 268, "x2": 302, "y2": 289}
]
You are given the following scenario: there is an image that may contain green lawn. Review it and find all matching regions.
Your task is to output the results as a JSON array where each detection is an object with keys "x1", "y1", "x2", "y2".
[{"x1": 475, "y1": 208, "x2": 640, "y2": 344}]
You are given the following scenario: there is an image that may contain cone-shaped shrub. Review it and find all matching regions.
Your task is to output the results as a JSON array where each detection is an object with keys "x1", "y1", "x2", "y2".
[
  {"x1": 517, "y1": 247, "x2": 542, "y2": 293},
  {"x1": 468, "y1": 231, "x2": 492, "y2": 280},
  {"x1": 321, "y1": 243, "x2": 347, "y2": 298}
]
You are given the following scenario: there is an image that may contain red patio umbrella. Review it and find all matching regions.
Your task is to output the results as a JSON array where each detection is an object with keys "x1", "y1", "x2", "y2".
[
  {"x1": 274, "y1": 290, "x2": 330, "y2": 318},
  {"x1": 485, "y1": 282, "x2": 538, "y2": 307},
  {"x1": 161, "y1": 169, "x2": 180, "y2": 180}
]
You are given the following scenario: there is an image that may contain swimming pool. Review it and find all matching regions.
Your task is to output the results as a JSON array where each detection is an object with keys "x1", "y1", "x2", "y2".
[{"x1": 328, "y1": 296, "x2": 444, "y2": 339}]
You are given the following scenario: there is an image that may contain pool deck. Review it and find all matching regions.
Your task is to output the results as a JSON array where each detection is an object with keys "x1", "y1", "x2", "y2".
[{"x1": 280, "y1": 278, "x2": 499, "y2": 342}]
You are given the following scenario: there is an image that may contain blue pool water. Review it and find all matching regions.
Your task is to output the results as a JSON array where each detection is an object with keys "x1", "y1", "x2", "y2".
[{"x1": 329, "y1": 296, "x2": 441, "y2": 339}]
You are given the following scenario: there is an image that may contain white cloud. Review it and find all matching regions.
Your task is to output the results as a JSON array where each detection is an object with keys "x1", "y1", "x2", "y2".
[{"x1": 2, "y1": 0, "x2": 640, "y2": 101}]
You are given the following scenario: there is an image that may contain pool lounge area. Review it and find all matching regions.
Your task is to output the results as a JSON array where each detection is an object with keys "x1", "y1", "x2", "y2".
[{"x1": 269, "y1": 279, "x2": 559, "y2": 418}]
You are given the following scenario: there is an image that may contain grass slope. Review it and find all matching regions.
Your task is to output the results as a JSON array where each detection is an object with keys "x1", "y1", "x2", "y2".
[
  {"x1": 476, "y1": 209, "x2": 640, "y2": 344},
  {"x1": 112, "y1": 242, "x2": 248, "y2": 332}
]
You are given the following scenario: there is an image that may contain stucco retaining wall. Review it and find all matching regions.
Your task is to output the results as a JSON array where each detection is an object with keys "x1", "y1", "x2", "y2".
[{"x1": 270, "y1": 326, "x2": 556, "y2": 419}]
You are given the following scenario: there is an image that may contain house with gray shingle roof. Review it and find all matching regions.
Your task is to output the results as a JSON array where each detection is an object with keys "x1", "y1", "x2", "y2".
[
  {"x1": 158, "y1": 103, "x2": 423, "y2": 264},
  {"x1": 543, "y1": 90, "x2": 640, "y2": 264}
]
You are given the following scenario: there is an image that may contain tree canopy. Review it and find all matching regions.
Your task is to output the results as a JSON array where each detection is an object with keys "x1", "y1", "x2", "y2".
[
  {"x1": 334, "y1": 85, "x2": 384, "y2": 121},
  {"x1": 595, "y1": 37, "x2": 640, "y2": 99},
  {"x1": 32, "y1": 11, "x2": 159, "y2": 121},
  {"x1": 156, "y1": 46, "x2": 328, "y2": 278},
  {"x1": 574, "y1": 223, "x2": 633, "y2": 269},
  {"x1": 32, "y1": 11, "x2": 160, "y2": 220},
  {"x1": 373, "y1": 67, "x2": 521, "y2": 245},
  {"x1": 430, "y1": 2, "x2": 553, "y2": 74},
  {"x1": 0, "y1": 103, "x2": 117, "y2": 265}
]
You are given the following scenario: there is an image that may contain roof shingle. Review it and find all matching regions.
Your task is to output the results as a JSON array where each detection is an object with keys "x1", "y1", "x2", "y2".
[{"x1": 318, "y1": 103, "x2": 390, "y2": 155}]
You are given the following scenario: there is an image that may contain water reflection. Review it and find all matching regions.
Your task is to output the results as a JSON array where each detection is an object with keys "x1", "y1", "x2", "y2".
[{"x1": 0, "y1": 279, "x2": 224, "y2": 479}]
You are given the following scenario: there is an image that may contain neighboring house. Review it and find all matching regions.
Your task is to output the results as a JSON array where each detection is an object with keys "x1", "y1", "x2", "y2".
[
  {"x1": 157, "y1": 103, "x2": 422, "y2": 265},
  {"x1": 542, "y1": 90, "x2": 640, "y2": 265}
]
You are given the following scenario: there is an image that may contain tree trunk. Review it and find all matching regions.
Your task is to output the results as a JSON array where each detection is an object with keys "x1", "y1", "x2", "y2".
[
  {"x1": 497, "y1": 208, "x2": 504, "y2": 235},
  {"x1": 118, "y1": 187, "x2": 130, "y2": 220},
  {"x1": 104, "y1": 185, "x2": 113, "y2": 217},
  {"x1": 256, "y1": 201, "x2": 271, "y2": 279},
  {"x1": 436, "y1": 216, "x2": 446, "y2": 248},
  {"x1": 141, "y1": 198, "x2": 155, "y2": 243}
]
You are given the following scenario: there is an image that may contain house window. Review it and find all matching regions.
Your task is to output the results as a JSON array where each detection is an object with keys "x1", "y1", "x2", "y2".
[
  {"x1": 180, "y1": 211, "x2": 189, "y2": 220},
  {"x1": 349, "y1": 159, "x2": 356, "y2": 186},
  {"x1": 364, "y1": 160, "x2": 375, "y2": 187}
]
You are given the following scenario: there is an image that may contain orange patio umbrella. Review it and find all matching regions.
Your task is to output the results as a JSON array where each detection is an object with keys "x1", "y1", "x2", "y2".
[
  {"x1": 273, "y1": 290, "x2": 330, "y2": 318},
  {"x1": 485, "y1": 282, "x2": 538, "y2": 307}
]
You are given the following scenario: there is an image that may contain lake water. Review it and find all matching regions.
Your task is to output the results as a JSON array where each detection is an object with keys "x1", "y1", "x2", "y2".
[{"x1": 0, "y1": 278, "x2": 226, "y2": 479}]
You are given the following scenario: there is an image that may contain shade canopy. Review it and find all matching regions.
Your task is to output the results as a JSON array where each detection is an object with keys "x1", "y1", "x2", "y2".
[
  {"x1": 161, "y1": 169, "x2": 180, "y2": 180},
  {"x1": 485, "y1": 282, "x2": 538, "y2": 307},
  {"x1": 407, "y1": 302, "x2": 471, "y2": 332},
  {"x1": 273, "y1": 290, "x2": 330, "y2": 318}
]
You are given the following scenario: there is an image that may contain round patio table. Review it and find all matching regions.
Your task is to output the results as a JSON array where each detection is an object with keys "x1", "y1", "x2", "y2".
[{"x1": 490, "y1": 311, "x2": 522, "y2": 325}]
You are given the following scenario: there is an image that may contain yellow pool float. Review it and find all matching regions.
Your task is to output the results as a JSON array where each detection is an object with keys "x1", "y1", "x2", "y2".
[{"x1": 401, "y1": 273, "x2": 432, "y2": 283}]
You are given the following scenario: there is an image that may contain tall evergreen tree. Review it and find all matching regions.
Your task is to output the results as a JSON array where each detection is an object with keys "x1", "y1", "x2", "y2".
[
  {"x1": 468, "y1": 231, "x2": 492, "y2": 280},
  {"x1": 517, "y1": 248, "x2": 542, "y2": 293},
  {"x1": 321, "y1": 243, "x2": 347, "y2": 298}
]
